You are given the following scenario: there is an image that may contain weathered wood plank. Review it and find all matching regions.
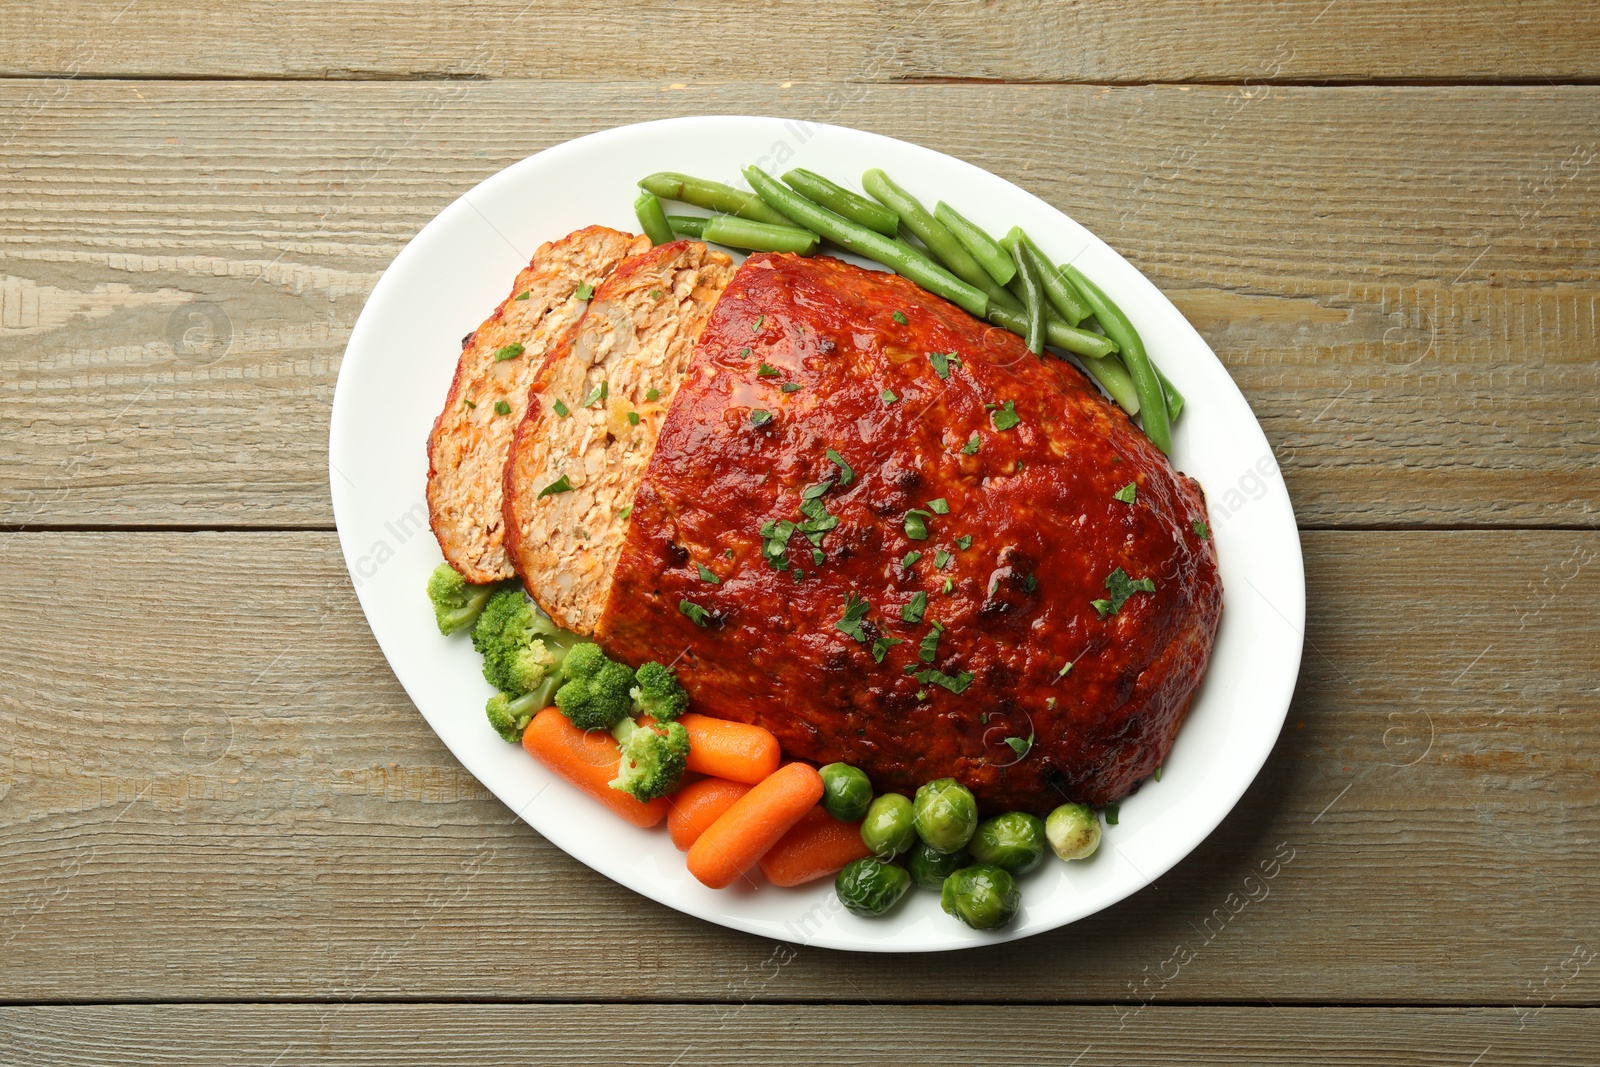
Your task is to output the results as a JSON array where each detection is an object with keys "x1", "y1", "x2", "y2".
[
  {"x1": 1, "y1": 531, "x2": 1595, "y2": 1003},
  {"x1": 9, "y1": 1, "x2": 1600, "y2": 83},
  {"x1": 2, "y1": 1005, "x2": 1596, "y2": 1066},
  {"x1": 1, "y1": 82, "x2": 1596, "y2": 528}
]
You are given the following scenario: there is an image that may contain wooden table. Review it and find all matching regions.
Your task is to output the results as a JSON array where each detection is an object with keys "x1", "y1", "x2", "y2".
[{"x1": 2, "y1": 3, "x2": 1596, "y2": 1063}]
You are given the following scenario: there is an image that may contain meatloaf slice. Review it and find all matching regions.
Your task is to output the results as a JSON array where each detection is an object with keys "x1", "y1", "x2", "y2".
[
  {"x1": 594, "y1": 253, "x2": 1222, "y2": 814},
  {"x1": 502, "y1": 239, "x2": 735, "y2": 634},
  {"x1": 426, "y1": 226, "x2": 648, "y2": 583}
]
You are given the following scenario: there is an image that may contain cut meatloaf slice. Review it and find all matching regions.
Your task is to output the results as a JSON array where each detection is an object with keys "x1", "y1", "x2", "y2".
[
  {"x1": 426, "y1": 225, "x2": 649, "y2": 583},
  {"x1": 502, "y1": 239, "x2": 735, "y2": 634}
]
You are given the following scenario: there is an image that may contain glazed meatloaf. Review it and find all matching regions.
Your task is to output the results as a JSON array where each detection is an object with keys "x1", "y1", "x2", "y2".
[{"x1": 594, "y1": 253, "x2": 1221, "y2": 813}]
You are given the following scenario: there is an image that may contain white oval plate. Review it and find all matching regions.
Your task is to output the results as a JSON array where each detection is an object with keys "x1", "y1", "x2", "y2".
[{"x1": 330, "y1": 116, "x2": 1304, "y2": 952}]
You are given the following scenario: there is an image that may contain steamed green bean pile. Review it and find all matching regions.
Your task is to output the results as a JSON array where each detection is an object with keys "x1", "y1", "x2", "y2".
[{"x1": 633, "y1": 165, "x2": 1184, "y2": 452}]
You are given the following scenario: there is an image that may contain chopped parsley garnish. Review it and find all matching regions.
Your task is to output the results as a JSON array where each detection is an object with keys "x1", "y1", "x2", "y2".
[
  {"x1": 928, "y1": 351, "x2": 953, "y2": 379},
  {"x1": 918, "y1": 620, "x2": 944, "y2": 663},
  {"x1": 1114, "y1": 481, "x2": 1138, "y2": 504},
  {"x1": 811, "y1": 548, "x2": 825, "y2": 566},
  {"x1": 915, "y1": 667, "x2": 974, "y2": 694},
  {"x1": 1046, "y1": 697, "x2": 1057, "y2": 709},
  {"x1": 901, "y1": 591, "x2": 928, "y2": 624},
  {"x1": 892, "y1": 311, "x2": 908, "y2": 325},
  {"x1": 871, "y1": 636, "x2": 904, "y2": 664},
  {"x1": 552, "y1": 398, "x2": 570, "y2": 418},
  {"x1": 960, "y1": 432, "x2": 980, "y2": 455},
  {"x1": 826, "y1": 449, "x2": 854, "y2": 486},
  {"x1": 1004, "y1": 734, "x2": 1034, "y2": 759},
  {"x1": 494, "y1": 343, "x2": 524, "y2": 362},
  {"x1": 881, "y1": 388, "x2": 898, "y2": 405},
  {"x1": 679, "y1": 599, "x2": 711, "y2": 627},
  {"x1": 934, "y1": 550, "x2": 952, "y2": 569},
  {"x1": 835, "y1": 593, "x2": 871, "y2": 642},
  {"x1": 463, "y1": 399, "x2": 476, "y2": 409},
  {"x1": 618, "y1": 505, "x2": 633, "y2": 519},
  {"x1": 991, "y1": 400, "x2": 1020, "y2": 431},
  {"x1": 757, "y1": 362, "x2": 780, "y2": 377},
  {"x1": 1104, "y1": 803, "x2": 1120, "y2": 825},
  {"x1": 1092, "y1": 566, "x2": 1156, "y2": 618},
  {"x1": 781, "y1": 382, "x2": 801, "y2": 392},
  {"x1": 753, "y1": 314, "x2": 765, "y2": 332},
  {"x1": 797, "y1": 494, "x2": 839, "y2": 544},
  {"x1": 1058, "y1": 661, "x2": 1073, "y2": 677},
  {"x1": 627, "y1": 411, "x2": 640, "y2": 426},
  {"x1": 575, "y1": 282, "x2": 594, "y2": 301},
  {"x1": 493, "y1": 400, "x2": 512, "y2": 416},
  {"x1": 793, "y1": 569, "x2": 806, "y2": 581},
  {"x1": 646, "y1": 387, "x2": 660, "y2": 401},
  {"x1": 901, "y1": 550, "x2": 923, "y2": 568},
  {"x1": 750, "y1": 409, "x2": 774, "y2": 428},
  {"x1": 696, "y1": 563, "x2": 721, "y2": 585},
  {"x1": 942, "y1": 577, "x2": 953, "y2": 593},
  {"x1": 514, "y1": 291, "x2": 530, "y2": 301},
  {"x1": 760, "y1": 519, "x2": 797, "y2": 571},
  {"x1": 903, "y1": 509, "x2": 932, "y2": 541},
  {"x1": 536, "y1": 475, "x2": 573, "y2": 499},
  {"x1": 927, "y1": 497, "x2": 949, "y2": 515},
  {"x1": 649, "y1": 289, "x2": 663, "y2": 299},
  {"x1": 738, "y1": 346, "x2": 752, "y2": 359},
  {"x1": 1193, "y1": 520, "x2": 1211, "y2": 540},
  {"x1": 1154, "y1": 766, "x2": 1163, "y2": 782},
  {"x1": 581, "y1": 380, "x2": 608, "y2": 407},
  {"x1": 954, "y1": 534, "x2": 973, "y2": 550},
  {"x1": 1023, "y1": 573, "x2": 1038, "y2": 593},
  {"x1": 801, "y1": 481, "x2": 832, "y2": 501}
]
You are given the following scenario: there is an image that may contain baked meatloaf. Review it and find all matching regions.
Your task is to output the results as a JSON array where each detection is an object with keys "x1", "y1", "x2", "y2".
[{"x1": 594, "y1": 253, "x2": 1221, "y2": 813}]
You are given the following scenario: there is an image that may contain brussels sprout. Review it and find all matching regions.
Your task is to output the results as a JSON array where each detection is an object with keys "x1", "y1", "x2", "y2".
[
  {"x1": 912, "y1": 777, "x2": 978, "y2": 854},
  {"x1": 906, "y1": 840, "x2": 970, "y2": 892},
  {"x1": 819, "y1": 763, "x2": 873, "y2": 823},
  {"x1": 860, "y1": 793, "x2": 916, "y2": 858},
  {"x1": 940, "y1": 864, "x2": 1021, "y2": 930},
  {"x1": 1045, "y1": 803, "x2": 1102, "y2": 861},
  {"x1": 968, "y1": 812, "x2": 1047, "y2": 873},
  {"x1": 835, "y1": 857, "x2": 912, "y2": 917}
]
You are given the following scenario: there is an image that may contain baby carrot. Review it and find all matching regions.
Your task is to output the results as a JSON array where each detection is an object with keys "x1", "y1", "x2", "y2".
[
  {"x1": 757, "y1": 805, "x2": 873, "y2": 887},
  {"x1": 521, "y1": 708, "x2": 668, "y2": 828},
  {"x1": 687, "y1": 763, "x2": 824, "y2": 889},
  {"x1": 667, "y1": 777, "x2": 753, "y2": 851},
  {"x1": 680, "y1": 713, "x2": 781, "y2": 785}
]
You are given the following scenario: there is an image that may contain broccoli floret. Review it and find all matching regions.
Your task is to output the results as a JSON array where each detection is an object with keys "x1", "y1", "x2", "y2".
[
  {"x1": 471, "y1": 587, "x2": 583, "y2": 697},
  {"x1": 630, "y1": 661, "x2": 690, "y2": 722},
  {"x1": 485, "y1": 691, "x2": 540, "y2": 744},
  {"x1": 553, "y1": 643, "x2": 636, "y2": 730},
  {"x1": 610, "y1": 717, "x2": 690, "y2": 802},
  {"x1": 427, "y1": 563, "x2": 505, "y2": 635}
]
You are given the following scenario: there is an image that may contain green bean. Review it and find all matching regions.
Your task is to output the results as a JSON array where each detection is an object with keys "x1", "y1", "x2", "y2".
[
  {"x1": 665, "y1": 215, "x2": 708, "y2": 238},
  {"x1": 985, "y1": 303, "x2": 1118, "y2": 360},
  {"x1": 639, "y1": 171, "x2": 800, "y2": 229},
  {"x1": 782, "y1": 168, "x2": 900, "y2": 237},
  {"x1": 933, "y1": 201, "x2": 1015, "y2": 286},
  {"x1": 1079, "y1": 352, "x2": 1142, "y2": 417},
  {"x1": 703, "y1": 214, "x2": 819, "y2": 255},
  {"x1": 1007, "y1": 231, "x2": 1090, "y2": 326},
  {"x1": 1012, "y1": 242, "x2": 1045, "y2": 355},
  {"x1": 743, "y1": 165, "x2": 990, "y2": 318},
  {"x1": 1062, "y1": 265, "x2": 1172, "y2": 453},
  {"x1": 1156, "y1": 365, "x2": 1185, "y2": 422},
  {"x1": 633, "y1": 192, "x2": 675, "y2": 247},
  {"x1": 861, "y1": 169, "x2": 1021, "y2": 313}
]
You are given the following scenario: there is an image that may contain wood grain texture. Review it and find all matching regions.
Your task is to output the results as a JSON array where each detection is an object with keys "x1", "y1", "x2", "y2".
[
  {"x1": 1, "y1": 82, "x2": 1596, "y2": 528},
  {"x1": 3, "y1": 1005, "x2": 1597, "y2": 1066},
  {"x1": 2, "y1": 531, "x2": 1595, "y2": 1003},
  {"x1": 8, "y1": 1, "x2": 1600, "y2": 83}
]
